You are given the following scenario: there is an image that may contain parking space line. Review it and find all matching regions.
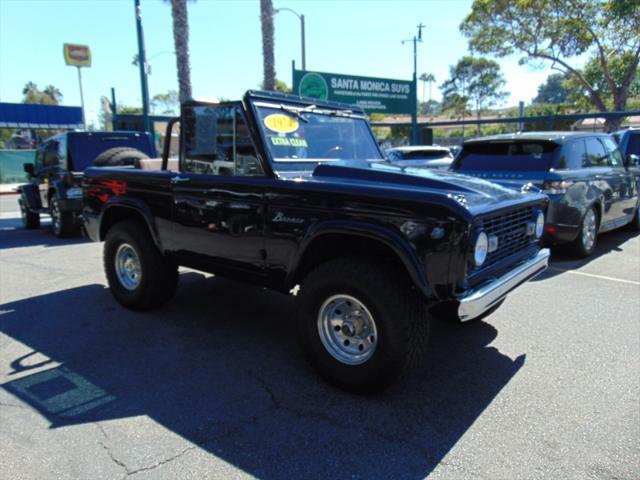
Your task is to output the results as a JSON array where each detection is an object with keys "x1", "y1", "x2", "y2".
[{"x1": 548, "y1": 267, "x2": 640, "y2": 286}]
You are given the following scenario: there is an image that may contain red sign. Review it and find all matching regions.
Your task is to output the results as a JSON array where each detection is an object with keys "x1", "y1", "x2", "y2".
[{"x1": 63, "y1": 43, "x2": 91, "y2": 67}]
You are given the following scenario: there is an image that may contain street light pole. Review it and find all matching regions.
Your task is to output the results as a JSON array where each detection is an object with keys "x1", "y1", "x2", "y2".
[
  {"x1": 134, "y1": 0, "x2": 151, "y2": 135},
  {"x1": 402, "y1": 23, "x2": 424, "y2": 145},
  {"x1": 275, "y1": 7, "x2": 306, "y2": 70}
]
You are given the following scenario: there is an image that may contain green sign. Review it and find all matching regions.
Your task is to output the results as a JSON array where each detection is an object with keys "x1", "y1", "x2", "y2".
[{"x1": 293, "y1": 69, "x2": 415, "y2": 114}]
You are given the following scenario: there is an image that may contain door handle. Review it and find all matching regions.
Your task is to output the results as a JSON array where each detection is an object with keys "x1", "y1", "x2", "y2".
[{"x1": 170, "y1": 176, "x2": 190, "y2": 184}]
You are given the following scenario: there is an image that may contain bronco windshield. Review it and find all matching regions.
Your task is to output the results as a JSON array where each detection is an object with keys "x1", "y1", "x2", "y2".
[{"x1": 254, "y1": 102, "x2": 383, "y2": 169}]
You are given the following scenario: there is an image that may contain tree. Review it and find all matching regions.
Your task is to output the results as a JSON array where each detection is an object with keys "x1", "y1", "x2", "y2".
[
  {"x1": 167, "y1": 0, "x2": 193, "y2": 103},
  {"x1": 260, "y1": 78, "x2": 291, "y2": 93},
  {"x1": 419, "y1": 73, "x2": 436, "y2": 115},
  {"x1": 151, "y1": 90, "x2": 179, "y2": 115},
  {"x1": 565, "y1": 52, "x2": 640, "y2": 111},
  {"x1": 460, "y1": 0, "x2": 640, "y2": 131},
  {"x1": 260, "y1": 0, "x2": 276, "y2": 91},
  {"x1": 440, "y1": 56, "x2": 508, "y2": 132},
  {"x1": 533, "y1": 73, "x2": 570, "y2": 104},
  {"x1": 22, "y1": 82, "x2": 62, "y2": 105}
]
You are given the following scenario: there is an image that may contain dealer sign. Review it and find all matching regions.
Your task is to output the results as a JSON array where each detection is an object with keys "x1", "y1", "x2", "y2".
[{"x1": 63, "y1": 43, "x2": 91, "y2": 67}]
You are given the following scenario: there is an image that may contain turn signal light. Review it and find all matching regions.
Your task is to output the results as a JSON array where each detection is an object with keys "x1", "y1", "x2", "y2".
[{"x1": 542, "y1": 180, "x2": 574, "y2": 195}]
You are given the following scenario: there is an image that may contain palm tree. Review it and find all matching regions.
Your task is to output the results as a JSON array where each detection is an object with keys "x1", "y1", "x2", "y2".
[
  {"x1": 22, "y1": 82, "x2": 40, "y2": 103},
  {"x1": 260, "y1": 0, "x2": 275, "y2": 91},
  {"x1": 43, "y1": 85, "x2": 63, "y2": 105},
  {"x1": 419, "y1": 73, "x2": 436, "y2": 115},
  {"x1": 167, "y1": 0, "x2": 192, "y2": 103}
]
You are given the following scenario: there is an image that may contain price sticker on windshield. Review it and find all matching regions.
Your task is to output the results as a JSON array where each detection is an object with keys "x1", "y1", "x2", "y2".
[{"x1": 264, "y1": 114, "x2": 299, "y2": 134}]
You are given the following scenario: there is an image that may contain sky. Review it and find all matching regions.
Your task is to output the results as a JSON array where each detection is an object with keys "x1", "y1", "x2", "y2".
[{"x1": 0, "y1": 0, "x2": 565, "y2": 126}]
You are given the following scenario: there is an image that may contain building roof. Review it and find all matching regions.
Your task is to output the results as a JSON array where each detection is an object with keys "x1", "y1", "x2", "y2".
[{"x1": 0, "y1": 102, "x2": 83, "y2": 129}]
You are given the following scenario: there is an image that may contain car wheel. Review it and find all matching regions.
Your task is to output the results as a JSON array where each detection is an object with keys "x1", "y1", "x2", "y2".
[
  {"x1": 296, "y1": 257, "x2": 429, "y2": 394},
  {"x1": 571, "y1": 206, "x2": 598, "y2": 258},
  {"x1": 104, "y1": 220, "x2": 178, "y2": 310},
  {"x1": 50, "y1": 196, "x2": 78, "y2": 238},
  {"x1": 628, "y1": 204, "x2": 640, "y2": 231},
  {"x1": 19, "y1": 198, "x2": 40, "y2": 229}
]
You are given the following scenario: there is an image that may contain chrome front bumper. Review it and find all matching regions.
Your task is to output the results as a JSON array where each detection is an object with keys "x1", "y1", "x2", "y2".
[{"x1": 458, "y1": 248, "x2": 550, "y2": 322}]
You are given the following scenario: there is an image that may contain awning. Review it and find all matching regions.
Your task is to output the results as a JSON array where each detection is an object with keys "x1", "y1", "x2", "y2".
[{"x1": 0, "y1": 102, "x2": 83, "y2": 129}]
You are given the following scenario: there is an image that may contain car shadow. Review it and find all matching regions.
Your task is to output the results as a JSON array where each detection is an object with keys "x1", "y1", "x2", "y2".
[
  {"x1": 533, "y1": 227, "x2": 638, "y2": 281},
  {"x1": 0, "y1": 217, "x2": 90, "y2": 249},
  {"x1": 0, "y1": 272, "x2": 524, "y2": 479}
]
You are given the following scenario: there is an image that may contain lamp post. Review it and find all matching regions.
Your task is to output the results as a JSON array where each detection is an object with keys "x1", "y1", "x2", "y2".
[
  {"x1": 402, "y1": 23, "x2": 424, "y2": 145},
  {"x1": 134, "y1": 0, "x2": 151, "y2": 135},
  {"x1": 275, "y1": 7, "x2": 306, "y2": 70}
]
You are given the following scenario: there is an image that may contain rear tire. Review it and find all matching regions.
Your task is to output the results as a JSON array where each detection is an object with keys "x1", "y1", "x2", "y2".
[
  {"x1": 628, "y1": 204, "x2": 640, "y2": 231},
  {"x1": 93, "y1": 147, "x2": 149, "y2": 168},
  {"x1": 19, "y1": 197, "x2": 40, "y2": 229},
  {"x1": 296, "y1": 257, "x2": 429, "y2": 394},
  {"x1": 570, "y1": 206, "x2": 598, "y2": 258},
  {"x1": 50, "y1": 196, "x2": 79, "y2": 238},
  {"x1": 104, "y1": 220, "x2": 178, "y2": 310}
]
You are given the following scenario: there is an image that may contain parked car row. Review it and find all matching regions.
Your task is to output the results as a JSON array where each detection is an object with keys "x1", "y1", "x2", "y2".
[
  {"x1": 13, "y1": 91, "x2": 638, "y2": 393},
  {"x1": 385, "y1": 129, "x2": 640, "y2": 257}
]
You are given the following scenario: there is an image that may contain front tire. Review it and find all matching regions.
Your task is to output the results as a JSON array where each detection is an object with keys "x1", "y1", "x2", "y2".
[
  {"x1": 19, "y1": 198, "x2": 40, "y2": 229},
  {"x1": 570, "y1": 206, "x2": 598, "y2": 258},
  {"x1": 104, "y1": 220, "x2": 178, "y2": 310},
  {"x1": 296, "y1": 257, "x2": 429, "y2": 394}
]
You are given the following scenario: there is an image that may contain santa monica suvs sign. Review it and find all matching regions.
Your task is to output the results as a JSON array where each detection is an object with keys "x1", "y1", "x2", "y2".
[{"x1": 292, "y1": 69, "x2": 414, "y2": 114}]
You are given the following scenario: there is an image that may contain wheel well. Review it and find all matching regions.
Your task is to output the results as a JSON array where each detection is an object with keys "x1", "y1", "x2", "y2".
[
  {"x1": 592, "y1": 201, "x2": 602, "y2": 228},
  {"x1": 100, "y1": 207, "x2": 150, "y2": 241},
  {"x1": 292, "y1": 234, "x2": 411, "y2": 287}
]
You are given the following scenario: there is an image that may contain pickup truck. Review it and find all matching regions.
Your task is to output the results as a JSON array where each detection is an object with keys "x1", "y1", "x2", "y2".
[
  {"x1": 83, "y1": 91, "x2": 550, "y2": 393},
  {"x1": 19, "y1": 131, "x2": 156, "y2": 237}
]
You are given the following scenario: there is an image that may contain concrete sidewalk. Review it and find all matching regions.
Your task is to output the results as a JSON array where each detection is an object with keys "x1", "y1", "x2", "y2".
[{"x1": 0, "y1": 183, "x2": 20, "y2": 195}]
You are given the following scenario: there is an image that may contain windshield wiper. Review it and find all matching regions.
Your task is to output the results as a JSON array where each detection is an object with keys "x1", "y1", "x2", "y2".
[{"x1": 277, "y1": 104, "x2": 317, "y2": 123}]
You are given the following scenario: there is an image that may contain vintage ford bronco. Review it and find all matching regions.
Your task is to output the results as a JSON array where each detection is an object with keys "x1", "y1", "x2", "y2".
[{"x1": 83, "y1": 91, "x2": 549, "y2": 392}]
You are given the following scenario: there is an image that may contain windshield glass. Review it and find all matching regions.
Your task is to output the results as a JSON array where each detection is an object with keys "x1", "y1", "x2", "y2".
[
  {"x1": 455, "y1": 141, "x2": 557, "y2": 172},
  {"x1": 254, "y1": 102, "x2": 382, "y2": 169}
]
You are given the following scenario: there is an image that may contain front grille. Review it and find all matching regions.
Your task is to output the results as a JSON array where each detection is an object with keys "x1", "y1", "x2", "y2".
[{"x1": 476, "y1": 205, "x2": 537, "y2": 269}]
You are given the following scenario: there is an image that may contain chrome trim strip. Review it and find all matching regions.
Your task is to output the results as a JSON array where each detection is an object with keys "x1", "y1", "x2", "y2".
[{"x1": 458, "y1": 248, "x2": 550, "y2": 322}]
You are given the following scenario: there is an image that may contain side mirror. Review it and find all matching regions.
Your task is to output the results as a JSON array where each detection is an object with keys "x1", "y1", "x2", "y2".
[
  {"x1": 626, "y1": 154, "x2": 639, "y2": 167},
  {"x1": 23, "y1": 163, "x2": 35, "y2": 175}
]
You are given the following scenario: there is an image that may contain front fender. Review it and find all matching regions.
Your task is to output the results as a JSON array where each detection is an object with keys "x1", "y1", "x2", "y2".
[{"x1": 288, "y1": 220, "x2": 434, "y2": 300}]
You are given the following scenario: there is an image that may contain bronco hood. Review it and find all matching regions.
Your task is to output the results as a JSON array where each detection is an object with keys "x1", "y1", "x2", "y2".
[{"x1": 307, "y1": 162, "x2": 543, "y2": 214}]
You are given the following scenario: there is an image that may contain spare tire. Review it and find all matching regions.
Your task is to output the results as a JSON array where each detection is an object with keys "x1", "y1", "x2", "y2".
[{"x1": 93, "y1": 147, "x2": 150, "y2": 168}]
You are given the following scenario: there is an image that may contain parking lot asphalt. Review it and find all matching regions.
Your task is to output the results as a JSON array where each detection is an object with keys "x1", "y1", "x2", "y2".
[{"x1": 0, "y1": 193, "x2": 639, "y2": 480}]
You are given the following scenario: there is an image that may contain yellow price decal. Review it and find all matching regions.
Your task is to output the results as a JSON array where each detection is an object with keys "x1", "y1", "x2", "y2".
[{"x1": 264, "y1": 114, "x2": 299, "y2": 134}]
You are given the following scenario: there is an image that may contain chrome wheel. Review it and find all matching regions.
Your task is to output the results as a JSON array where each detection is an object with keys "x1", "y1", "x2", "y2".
[
  {"x1": 115, "y1": 243, "x2": 142, "y2": 291},
  {"x1": 317, "y1": 294, "x2": 378, "y2": 365},
  {"x1": 581, "y1": 209, "x2": 597, "y2": 252},
  {"x1": 50, "y1": 198, "x2": 61, "y2": 235}
]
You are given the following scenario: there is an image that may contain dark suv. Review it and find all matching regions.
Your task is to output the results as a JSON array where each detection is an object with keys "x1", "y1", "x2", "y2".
[
  {"x1": 451, "y1": 132, "x2": 639, "y2": 257},
  {"x1": 19, "y1": 131, "x2": 156, "y2": 237}
]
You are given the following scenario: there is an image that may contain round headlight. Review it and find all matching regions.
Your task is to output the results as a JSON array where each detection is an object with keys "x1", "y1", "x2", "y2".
[
  {"x1": 474, "y1": 231, "x2": 488, "y2": 267},
  {"x1": 535, "y1": 211, "x2": 545, "y2": 238}
]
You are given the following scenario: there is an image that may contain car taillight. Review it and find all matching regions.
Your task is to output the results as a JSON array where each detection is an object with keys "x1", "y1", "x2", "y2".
[{"x1": 542, "y1": 180, "x2": 574, "y2": 194}]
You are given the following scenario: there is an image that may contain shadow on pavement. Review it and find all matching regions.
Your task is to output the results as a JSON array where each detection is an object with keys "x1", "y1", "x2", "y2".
[
  {"x1": 534, "y1": 227, "x2": 638, "y2": 282},
  {"x1": 0, "y1": 273, "x2": 523, "y2": 479},
  {"x1": 0, "y1": 217, "x2": 90, "y2": 249}
]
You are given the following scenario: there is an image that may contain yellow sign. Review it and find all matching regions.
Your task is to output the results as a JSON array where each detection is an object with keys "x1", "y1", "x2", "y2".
[
  {"x1": 63, "y1": 43, "x2": 91, "y2": 67},
  {"x1": 264, "y1": 114, "x2": 299, "y2": 134}
]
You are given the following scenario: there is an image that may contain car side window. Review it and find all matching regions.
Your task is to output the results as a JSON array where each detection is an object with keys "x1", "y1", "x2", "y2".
[
  {"x1": 43, "y1": 140, "x2": 60, "y2": 167},
  {"x1": 57, "y1": 135, "x2": 67, "y2": 168},
  {"x1": 583, "y1": 137, "x2": 608, "y2": 167},
  {"x1": 556, "y1": 139, "x2": 585, "y2": 170},
  {"x1": 600, "y1": 136, "x2": 624, "y2": 167},
  {"x1": 182, "y1": 105, "x2": 264, "y2": 176}
]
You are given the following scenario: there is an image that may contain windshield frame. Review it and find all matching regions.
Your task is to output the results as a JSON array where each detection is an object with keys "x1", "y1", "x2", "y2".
[{"x1": 247, "y1": 97, "x2": 384, "y2": 170}]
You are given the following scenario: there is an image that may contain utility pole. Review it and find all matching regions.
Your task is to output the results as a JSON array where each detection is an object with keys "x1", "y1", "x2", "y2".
[
  {"x1": 402, "y1": 23, "x2": 424, "y2": 145},
  {"x1": 76, "y1": 67, "x2": 86, "y2": 130},
  {"x1": 134, "y1": 0, "x2": 151, "y2": 135}
]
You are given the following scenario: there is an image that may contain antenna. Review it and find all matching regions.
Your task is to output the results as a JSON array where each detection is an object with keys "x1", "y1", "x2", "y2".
[{"x1": 417, "y1": 23, "x2": 425, "y2": 41}]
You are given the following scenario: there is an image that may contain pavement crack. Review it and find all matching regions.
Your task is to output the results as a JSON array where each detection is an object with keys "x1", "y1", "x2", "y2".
[
  {"x1": 245, "y1": 368, "x2": 281, "y2": 408},
  {"x1": 126, "y1": 446, "x2": 196, "y2": 477}
]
